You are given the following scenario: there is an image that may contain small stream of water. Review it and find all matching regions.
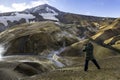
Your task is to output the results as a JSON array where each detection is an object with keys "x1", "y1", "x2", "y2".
[{"x1": 47, "y1": 47, "x2": 66, "y2": 67}]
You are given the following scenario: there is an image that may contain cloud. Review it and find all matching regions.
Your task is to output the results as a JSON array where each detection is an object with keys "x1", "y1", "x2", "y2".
[
  {"x1": 0, "y1": 5, "x2": 13, "y2": 12},
  {"x1": 0, "y1": 0, "x2": 51, "y2": 13},
  {"x1": 85, "y1": 11, "x2": 91, "y2": 15}
]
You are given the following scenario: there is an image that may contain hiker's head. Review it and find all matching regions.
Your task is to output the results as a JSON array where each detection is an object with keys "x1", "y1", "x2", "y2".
[
  {"x1": 88, "y1": 40, "x2": 91, "y2": 44},
  {"x1": 85, "y1": 39, "x2": 91, "y2": 44},
  {"x1": 83, "y1": 39, "x2": 89, "y2": 46},
  {"x1": 85, "y1": 40, "x2": 92, "y2": 46}
]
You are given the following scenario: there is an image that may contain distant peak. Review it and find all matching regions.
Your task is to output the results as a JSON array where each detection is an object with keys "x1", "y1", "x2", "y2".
[
  {"x1": 36, "y1": 4, "x2": 51, "y2": 8},
  {"x1": 41, "y1": 4, "x2": 49, "y2": 6},
  {"x1": 24, "y1": 4, "x2": 60, "y2": 13}
]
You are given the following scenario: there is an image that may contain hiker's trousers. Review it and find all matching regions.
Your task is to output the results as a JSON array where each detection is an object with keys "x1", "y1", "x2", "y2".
[{"x1": 84, "y1": 59, "x2": 100, "y2": 71}]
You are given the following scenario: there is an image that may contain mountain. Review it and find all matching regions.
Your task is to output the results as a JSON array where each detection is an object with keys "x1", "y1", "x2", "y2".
[
  {"x1": 0, "y1": 4, "x2": 115, "y2": 32},
  {"x1": 0, "y1": 4, "x2": 60, "y2": 31},
  {"x1": 24, "y1": 4, "x2": 61, "y2": 14}
]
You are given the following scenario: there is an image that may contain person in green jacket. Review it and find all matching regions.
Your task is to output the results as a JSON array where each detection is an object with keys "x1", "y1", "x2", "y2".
[{"x1": 83, "y1": 41, "x2": 101, "y2": 71}]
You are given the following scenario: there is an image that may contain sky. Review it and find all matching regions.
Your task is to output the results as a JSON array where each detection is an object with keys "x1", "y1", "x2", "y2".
[{"x1": 0, "y1": 0, "x2": 120, "y2": 17}]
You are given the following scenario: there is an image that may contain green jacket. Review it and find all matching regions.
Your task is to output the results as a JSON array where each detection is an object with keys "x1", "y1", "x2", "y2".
[{"x1": 83, "y1": 43, "x2": 94, "y2": 60}]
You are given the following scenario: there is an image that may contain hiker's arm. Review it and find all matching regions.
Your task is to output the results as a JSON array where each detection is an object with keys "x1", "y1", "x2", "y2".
[
  {"x1": 83, "y1": 49, "x2": 86, "y2": 52},
  {"x1": 83, "y1": 46, "x2": 86, "y2": 52}
]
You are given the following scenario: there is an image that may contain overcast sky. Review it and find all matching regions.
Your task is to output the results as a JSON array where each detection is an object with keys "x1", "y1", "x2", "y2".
[{"x1": 0, "y1": 0, "x2": 120, "y2": 17}]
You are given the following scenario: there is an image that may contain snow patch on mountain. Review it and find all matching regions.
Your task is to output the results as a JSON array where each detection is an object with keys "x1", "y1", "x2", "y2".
[
  {"x1": 39, "y1": 7, "x2": 59, "y2": 21},
  {"x1": 0, "y1": 12, "x2": 35, "y2": 26}
]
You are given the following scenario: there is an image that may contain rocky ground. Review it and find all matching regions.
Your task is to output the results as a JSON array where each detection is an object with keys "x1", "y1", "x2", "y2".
[
  {"x1": 0, "y1": 55, "x2": 119, "y2": 80},
  {"x1": 21, "y1": 55, "x2": 120, "y2": 80}
]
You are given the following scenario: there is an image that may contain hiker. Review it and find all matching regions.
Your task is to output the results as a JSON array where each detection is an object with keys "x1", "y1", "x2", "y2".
[{"x1": 83, "y1": 41, "x2": 101, "y2": 71}]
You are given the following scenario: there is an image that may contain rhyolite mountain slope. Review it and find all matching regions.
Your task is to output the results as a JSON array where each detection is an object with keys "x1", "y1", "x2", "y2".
[
  {"x1": 0, "y1": 21, "x2": 119, "y2": 57},
  {"x1": 92, "y1": 18, "x2": 120, "y2": 52},
  {"x1": 0, "y1": 21, "x2": 80, "y2": 55}
]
